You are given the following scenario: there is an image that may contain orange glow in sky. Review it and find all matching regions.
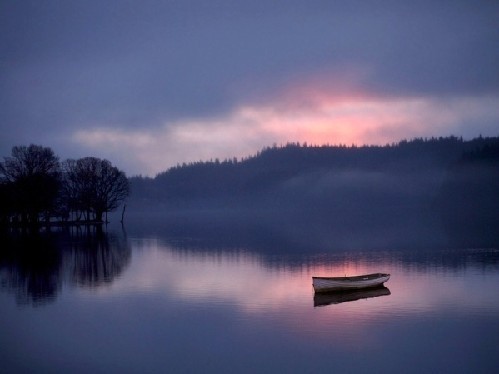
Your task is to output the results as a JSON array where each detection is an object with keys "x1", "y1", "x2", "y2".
[{"x1": 72, "y1": 81, "x2": 497, "y2": 176}]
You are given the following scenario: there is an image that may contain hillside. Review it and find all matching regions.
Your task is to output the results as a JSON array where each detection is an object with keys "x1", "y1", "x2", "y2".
[
  {"x1": 130, "y1": 136, "x2": 497, "y2": 201},
  {"x1": 127, "y1": 136, "x2": 499, "y2": 248}
]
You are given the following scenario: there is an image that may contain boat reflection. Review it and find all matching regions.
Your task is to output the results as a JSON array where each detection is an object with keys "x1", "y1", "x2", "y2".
[{"x1": 313, "y1": 286, "x2": 391, "y2": 307}]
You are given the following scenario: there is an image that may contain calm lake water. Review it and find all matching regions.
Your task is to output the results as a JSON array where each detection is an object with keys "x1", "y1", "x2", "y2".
[{"x1": 1, "y1": 222, "x2": 499, "y2": 373}]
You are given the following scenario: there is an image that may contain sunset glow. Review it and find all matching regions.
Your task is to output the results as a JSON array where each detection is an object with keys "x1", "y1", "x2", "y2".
[
  {"x1": 72, "y1": 92, "x2": 497, "y2": 176},
  {"x1": 2, "y1": 1, "x2": 497, "y2": 176}
]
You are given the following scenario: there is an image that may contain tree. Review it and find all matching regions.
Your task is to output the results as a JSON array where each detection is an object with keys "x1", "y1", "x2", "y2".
[
  {"x1": 0, "y1": 145, "x2": 61, "y2": 225},
  {"x1": 62, "y1": 157, "x2": 129, "y2": 222},
  {"x1": 0, "y1": 182, "x2": 15, "y2": 226}
]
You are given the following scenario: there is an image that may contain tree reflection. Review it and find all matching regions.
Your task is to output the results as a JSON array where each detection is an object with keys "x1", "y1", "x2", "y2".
[
  {"x1": 0, "y1": 234, "x2": 62, "y2": 306},
  {"x1": 0, "y1": 227, "x2": 130, "y2": 306},
  {"x1": 64, "y1": 227, "x2": 130, "y2": 288}
]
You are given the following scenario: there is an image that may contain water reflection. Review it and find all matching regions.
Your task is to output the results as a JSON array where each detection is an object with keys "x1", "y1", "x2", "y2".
[
  {"x1": 1, "y1": 226, "x2": 499, "y2": 372},
  {"x1": 313, "y1": 286, "x2": 391, "y2": 307},
  {"x1": 65, "y1": 228, "x2": 131, "y2": 288},
  {"x1": 120, "y1": 208, "x2": 499, "y2": 253},
  {"x1": 116, "y1": 239, "x2": 499, "y2": 319},
  {"x1": 0, "y1": 234, "x2": 61, "y2": 306},
  {"x1": 116, "y1": 210, "x2": 499, "y2": 273},
  {"x1": 0, "y1": 228, "x2": 130, "y2": 306}
]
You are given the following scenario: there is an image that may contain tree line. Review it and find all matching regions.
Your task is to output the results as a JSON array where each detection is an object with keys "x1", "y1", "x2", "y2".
[
  {"x1": 130, "y1": 136, "x2": 499, "y2": 203},
  {"x1": 126, "y1": 135, "x2": 499, "y2": 248},
  {"x1": 0, "y1": 144, "x2": 129, "y2": 227}
]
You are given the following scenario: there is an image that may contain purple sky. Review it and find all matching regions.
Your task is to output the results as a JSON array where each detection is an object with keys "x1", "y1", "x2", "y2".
[{"x1": 1, "y1": 1, "x2": 498, "y2": 176}]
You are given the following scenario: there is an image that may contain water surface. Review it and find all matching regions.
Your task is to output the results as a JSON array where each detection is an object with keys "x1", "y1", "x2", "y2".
[{"x1": 1, "y1": 227, "x2": 498, "y2": 373}]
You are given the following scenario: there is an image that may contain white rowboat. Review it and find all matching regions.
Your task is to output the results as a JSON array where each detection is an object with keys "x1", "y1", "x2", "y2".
[{"x1": 312, "y1": 273, "x2": 390, "y2": 293}]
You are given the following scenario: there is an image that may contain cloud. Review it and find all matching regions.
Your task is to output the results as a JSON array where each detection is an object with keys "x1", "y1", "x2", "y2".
[
  {"x1": 72, "y1": 89, "x2": 499, "y2": 176},
  {"x1": 1, "y1": 1, "x2": 498, "y2": 169}
]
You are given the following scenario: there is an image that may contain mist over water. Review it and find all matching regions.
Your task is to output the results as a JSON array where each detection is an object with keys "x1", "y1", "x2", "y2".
[
  {"x1": 125, "y1": 169, "x2": 498, "y2": 252},
  {"x1": 1, "y1": 138, "x2": 499, "y2": 372},
  {"x1": 129, "y1": 138, "x2": 499, "y2": 250}
]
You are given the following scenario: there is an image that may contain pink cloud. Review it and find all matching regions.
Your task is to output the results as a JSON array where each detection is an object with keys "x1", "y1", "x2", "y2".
[{"x1": 71, "y1": 73, "x2": 498, "y2": 176}]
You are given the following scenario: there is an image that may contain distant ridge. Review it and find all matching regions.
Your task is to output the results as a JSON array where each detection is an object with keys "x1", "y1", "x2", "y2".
[
  {"x1": 127, "y1": 135, "x2": 499, "y2": 248},
  {"x1": 130, "y1": 136, "x2": 499, "y2": 202}
]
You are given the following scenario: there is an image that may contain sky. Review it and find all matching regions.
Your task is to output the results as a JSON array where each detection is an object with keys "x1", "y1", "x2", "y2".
[{"x1": 1, "y1": 0, "x2": 498, "y2": 176}]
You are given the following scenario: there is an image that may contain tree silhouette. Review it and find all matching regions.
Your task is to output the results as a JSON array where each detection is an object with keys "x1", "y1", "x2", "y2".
[
  {"x1": 0, "y1": 145, "x2": 61, "y2": 225},
  {"x1": 62, "y1": 157, "x2": 129, "y2": 222},
  {"x1": 0, "y1": 182, "x2": 15, "y2": 226}
]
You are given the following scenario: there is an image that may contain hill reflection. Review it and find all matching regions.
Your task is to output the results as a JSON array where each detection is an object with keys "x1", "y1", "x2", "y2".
[
  {"x1": 0, "y1": 228, "x2": 131, "y2": 306},
  {"x1": 115, "y1": 212, "x2": 499, "y2": 274}
]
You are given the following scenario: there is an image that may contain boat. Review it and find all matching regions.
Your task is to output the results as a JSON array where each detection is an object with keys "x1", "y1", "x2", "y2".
[
  {"x1": 313, "y1": 286, "x2": 391, "y2": 307},
  {"x1": 312, "y1": 273, "x2": 390, "y2": 293}
]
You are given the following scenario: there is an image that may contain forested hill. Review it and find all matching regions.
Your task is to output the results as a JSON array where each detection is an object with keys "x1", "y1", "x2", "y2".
[
  {"x1": 127, "y1": 136, "x2": 499, "y2": 247},
  {"x1": 130, "y1": 136, "x2": 499, "y2": 203}
]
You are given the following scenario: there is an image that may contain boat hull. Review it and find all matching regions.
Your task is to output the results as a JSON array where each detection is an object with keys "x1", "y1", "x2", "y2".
[{"x1": 312, "y1": 273, "x2": 390, "y2": 293}]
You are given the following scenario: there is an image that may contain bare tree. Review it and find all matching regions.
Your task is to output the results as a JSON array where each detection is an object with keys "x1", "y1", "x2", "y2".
[{"x1": 62, "y1": 157, "x2": 129, "y2": 222}]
